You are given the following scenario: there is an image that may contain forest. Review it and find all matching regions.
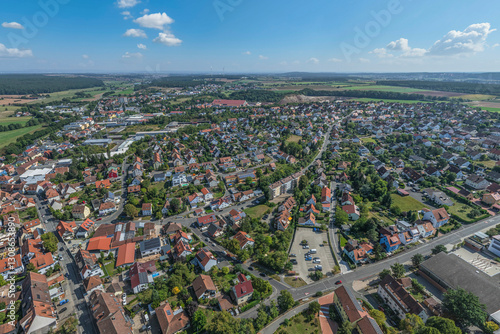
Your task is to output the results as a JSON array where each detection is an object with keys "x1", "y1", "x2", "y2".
[
  {"x1": 0, "y1": 75, "x2": 104, "y2": 95},
  {"x1": 228, "y1": 89, "x2": 285, "y2": 102},
  {"x1": 378, "y1": 80, "x2": 500, "y2": 96},
  {"x1": 298, "y1": 88, "x2": 449, "y2": 101}
]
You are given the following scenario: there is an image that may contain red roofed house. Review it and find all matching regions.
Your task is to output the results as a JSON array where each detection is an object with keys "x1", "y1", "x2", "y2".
[
  {"x1": 342, "y1": 204, "x2": 360, "y2": 221},
  {"x1": 155, "y1": 302, "x2": 190, "y2": 334},
  {"x1": 233, "y1": 231, "x2": 255, "y2": 250},
  {"x1": 142, "y1": 203, "x2": 152, "y2": 216},
  {"x1": 0, "y1": 254, "x2": 23, "y2": 279},
  {"x1": 193, "y1": 249, "x2": 217, "y2": 272},
  {"x1": 87, "y1": 236, "x2": 112, "y2": 252},
  {"x1": 230, "y1": 273, "x2": 253, "y2": 305},
  {"x1": 116, "y1": 242, "x2": 136, "y2": 268},
  {"x1": 197, "y1": 213, "x2": 217, "y2": 229},
  {"x1": 422, "y1": 207, "x2": 450, "y2": 228},
  {"x1": 130, "y1": 261, "x2": 157, "y2": 294},
  {"x1": 76, "y1": 218, "x2": 95, "y2": 238},
  {"x1": 56, "y1": 220, "x2": 77, "y2": 240},
  {"x1": 30, "y1": 252, "x2": 55, "y2": 275}
]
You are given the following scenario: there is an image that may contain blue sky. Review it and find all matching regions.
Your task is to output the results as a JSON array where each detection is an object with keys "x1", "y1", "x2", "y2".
[{"x1": 1, "y1": 0, "x2": 500, "y2": 73}]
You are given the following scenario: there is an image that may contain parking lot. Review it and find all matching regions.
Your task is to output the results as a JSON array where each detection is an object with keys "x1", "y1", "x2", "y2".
[{"x1": 289, "y1": 228, "x2": 336, "y2": 284}]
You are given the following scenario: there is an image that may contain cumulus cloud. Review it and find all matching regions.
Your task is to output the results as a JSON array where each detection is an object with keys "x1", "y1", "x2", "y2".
[
  {"x1": 121, "y1": 11, "x2": 133, "y2": 20},
  {"x1": 137, "y1": 43, "x2": 147, "y2": 50},
  {"x1": 328, "y1": 58, "x2": 342, "y2": 63},
  {"x1": 370, "y1": 48, "x2": 394, "y2": 58},
  {"x1": 122, "y1": 52, "x2": 143, "y2": 58},
  {"x1": 428, "y1": 23, "x2": 495, "y2": 55},
  {"x1": 386, "y1": 38, "x2": 427, "y2": 57},
  {"x1": 0, "y1": 44, "x2": 32, "y2": 57},
  {"x1": 124, "y1": 29, "x2": 147, "y2": 38},
  {"x1": 259, "y1": 55, "x2": 268, "y2": 60},
  {"x1": 82, "y1": 54, "x2": 89, "y2": 59},
  {"x1": 153, "y1": 32, "x2": 182, "y2": 46},
  {"x1": 242, "y1": 51, "x2": 251, "y2": 55},
  {"x1": 117, "y1": 0, "x2": 140, "y2": 8},
  {"x1": 134, "y1": 12, "x2": 174, "y2": 30},
  {"x1": 2, "y1": 22, "x2": 24, "y2": 29},
  {"x1": 141, "y1": 9, "x2": 150, "y2": 15},
  {"x1": 307, "y1": 57, "x2": 319, "y2": 64}
]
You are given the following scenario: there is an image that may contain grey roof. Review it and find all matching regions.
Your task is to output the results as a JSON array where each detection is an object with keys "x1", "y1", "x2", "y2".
[
  {"x1": 140, "y1": 237, "x2": 161, "y2": 253},
  {"x1": 420, "y1": 252, "x2": 500, "y2": 314}
]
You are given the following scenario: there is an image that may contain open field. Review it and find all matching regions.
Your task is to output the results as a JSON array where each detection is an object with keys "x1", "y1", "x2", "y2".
[
  {"x1": 390, "y1": 194, "x2": 429, "y2": 212},
  {"x1": 478, "y1": 160, "x2": 497, "y2": 169},
  {"x1": 447, "y1": 199, "x2": 475, "y2": 222},
  {"x1": 0, "y1": 124, "x2": 45, "y2": 148},
  {"x1": 450, "y1": 94, "x2": 496, "y2": 100},
  {"x1": 361, "y1": 137, "x2": 377, "y2": 144},
  {"x1": 244, "y1": 205, "x2": 270, "y2": 219},
  {"x1": 0, "y1": 96, "x2": 39, "y2": 106},
  {"x1": 0, "y1": 116, "x2": 32, "y2": 126},
  {"x1": 351, "y1": 98, "x2": 431, "y2": 104},
  {"x1": 286, "y1": 135, "x2": 302, "y2": 144}
]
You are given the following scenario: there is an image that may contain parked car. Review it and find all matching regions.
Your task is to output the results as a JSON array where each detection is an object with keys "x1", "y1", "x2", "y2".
[
  {"x1": 289, "y1": 253, "x2": 296, "y2": 257},
  {"x1": 378, "y1": 306, "x2": 385, "y2": 312},
  {"x1": 59, "y1": 299, "x2": 69, "y2": 306},
  {"x1": 303, "y1": 245, "x2": 310, "y2": 249},
  {"x1": 60, "y1": 307, "x2": 67, "y2": 313},
  {"x1": 314, "y1": 265, "x2": 323, "y2": 271},
  {"x1": 313, "y1": 259, "x2": 321, "y2": 264},
  {"x1": 305, "y1": 256, "x2": 312, "y2": 261},
  {"x1": 248, "y1": 266, "x2": 254, "y2": 271},
  {"x1": 335, "y1": 280, "x2": 342, "y2": 285},
  {"x1": 259, "y1": 273, "x2": 266, "y2": 277}
]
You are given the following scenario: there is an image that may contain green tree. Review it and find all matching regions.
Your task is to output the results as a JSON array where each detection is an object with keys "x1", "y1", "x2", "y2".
[
  {"x1": 124, "y1": 203, "x2": 138, "y2": 218},
  {"x1": 221, "y1": 266, "x2": 229, "y2": 275},
  {"x1": 425, "y1": 316, "x2": 460, "y2": 334},
  {"x1": 26, "y1": 263, "x2": 38, "y2": 273},
  {"x1": 338, "y1": 321, "x2": 352, "y2": 334},
  {"x1": 277, "y1": 290, "x2": 294, "y2": 312},
  {"x1": 308, "y1": 301, "x2": 321, "y2": 316},
  {"x1": 299, "y1": 175, "x2": 309, "y2": 191},
  {"x1": 400, "y1": 314, "x2": 424, "y2": 334},
  {"x1": 379, "y1": 269, "x2": 391, "y2": 280},
  {"x1": 207, "y1": 310, "x2": 239, "y2": 334},
  {"x1": 192, "y1": 310, "x2": 207, "y2": 333},
  {"x1": 369, "y1": 309, "x2": 386, "y2": 328},
  {"x1": 418, "y1": 326, "x2": 441, "y2": 334},
  {"x1": 412, "y1": 253, "x2": 424, "y2": 267},
  {"x1": 391, "y1": 263, "x2": 406, "y2": 279},
  {"x1": 432, "y1": 245, "x2": 447, "y2": 254},
  {"x1": 335, "y1": 206, "x2": 349, "y2": 225},
  {"x1": 443, "y1": 288, "x2": 487, "y2": 327}
]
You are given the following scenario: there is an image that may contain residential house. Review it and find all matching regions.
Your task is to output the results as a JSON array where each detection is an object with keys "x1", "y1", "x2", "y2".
[
  {"x1": 75, "y1": 249, "x2": 104, "y2": 279},
  {"x1": 56, "y1": 220, "x2": 77, "y2": 240},
  {"x1": 233, "y1": 231, "x2": 255, "y2": 249},
  {"x1": 230, "y1": 273, "x2": 253, "y2": 305},
  {"x1": 130, "y1": 260, "x2": 157, "y2": 294},
  {"x1": 192, "y1": 274, "x2": 217, "y2": 300},
  {"x1": 465, "y1": 175, "x2": 490, "y2": 190},
  {"x1": 193, "y1": 249, "x2": 218, "y2": 272},
  {"x1": 342, "y1": 204, "x2": 360, "y2": 221},
  {"x1": 155, "y1": 302, "x2": 190, "y2": 334},
  {"x1": 72, "y1": 204, "x2": 90, "y2": 219},
  {"x1": 142, "y1": 203, "x2": 152, "y2": 216},
  {"x1": 422, "y1": 208, "x2": 450, "y2": 228},
  {"x1": 88, "y1": 290, "x2": 133, "y2": 334},
  {"x1": 116, "y1": 242, "x2": 136, "y2": 268},
  {"x1": 343, "y1": 240, "x2": 373, "y2": 265},
  {"x1": 76, "y1": 218, "x2": 95, "y2": 238},
  {"x1": 139, "y1": 238, "x2": 162, "y2": 257}
]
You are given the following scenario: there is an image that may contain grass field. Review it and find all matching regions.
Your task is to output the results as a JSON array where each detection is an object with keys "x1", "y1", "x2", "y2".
[
  {"x1": 450, "y1": 94, "x2": 496, "y2": 100},
  {"x1": 361, "y1": 137, "x2": 377, "y2": 144},
  {"x1": 277, "y1": 312, "x2": 321, "y2": 333},
  {"x1": 447, "y1": 200, "x2": 475, "y2": 222},
  {"x1": 343, "y1": 84, "x2": 427, "y2": 93},
  {"x1": 478, "y1": 160, "x2": 497, "y2": 169},
  {"x1": 0, "y1": 116, "x2": 32, "y2": 126},
  {"x1": 284, "y1": 276, "x2": 307, "y2": 288},
  {"x1": 474, "y1": 106, "x2": 500, "y2": 112},
  {"x1": 244, "y1": 205, "x2": 270, "y2": 219},
  {"x1": 286, "y1": 135, "x2": 302, "y2": 144},
  {"x1": 0, "y1": 124, "x2": 44, "y2": 148},
  {"x1": 390, "y1": 194, "x2": 429, "y2": 212}
]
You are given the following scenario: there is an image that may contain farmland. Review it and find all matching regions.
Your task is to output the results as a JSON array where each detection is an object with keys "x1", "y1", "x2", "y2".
[{"x1": 0, "y1": 124, "x2": 45, "y2": 148}]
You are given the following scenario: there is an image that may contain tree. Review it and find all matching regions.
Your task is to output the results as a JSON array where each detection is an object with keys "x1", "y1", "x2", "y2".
[
  {"x1": 41, "y1": 232, "x2": 58, "y2": 253},
  {"x1": 170, "y1": 198, "x2": 181, "y2": 213},
  {"x1": 207, "y1": 310, "x2": 239, "y2": 334},
  {"x1": 400, "y1": 314, "x2": 424, "y2": 334},
  {"x1": 378, "y1": 269, "x2": 391, "y2": 280},
  {"x1": 443, "y1": 288, "x2": 487, "y2": 327},
  {"x1": 485, "y1": 321, "x2": 500, "y2": 334},
  {"x1": 124, "y1": 204, "x2": 138, "y2": 218},
  {"x1": 308, "y1": 301, "x2": 321, "y2": 315},
  {"x1": 192, "y1": 310, "x2": 207, "y2": 333},
  {"x1": 412, "y1": 253, "x2": 424, "y2": 267},
  {"x1": 299, "y1": 175, "x2": 309, "y2": 191},
  {"x1": 391, "y1": 263, "x2": 406, "y2": 279},
  {"x1": 277, "y1": 290, "x2": 294, "y2": 312},
  {"x1": 432, "y1": 245, "x2": 447, "y2": 255},
  {"x1": 335, "y1": 206, "x2": 349, "y2": 225},
  {"x1": 338, "y1": 321, "x2": 352, "y2": 334},
  {"x1": 221, "y1": 266, "x2": 229, "y2": 275},
  {"x1": 418, "y1": 326, "x2": 441, "y2": 334},
  {"x1": 369, "y1": 309, "x2": 386, "y2": 327},
  {"x1": 425, "y1": 316, "x2": 461, "y2": 334}
]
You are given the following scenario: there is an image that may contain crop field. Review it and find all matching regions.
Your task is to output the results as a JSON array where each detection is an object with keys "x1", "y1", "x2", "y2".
[
  {"x1": 0, "y1": 124, "x2": 44, "y2": 148},
  {"x1": 0, "y1": 116, "x2": 32, "y2": 126}
]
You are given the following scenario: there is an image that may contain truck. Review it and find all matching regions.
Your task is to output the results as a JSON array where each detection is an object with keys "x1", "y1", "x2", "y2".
[
  {"x1": 58, "y1": 299, "x2": 69, "y2": 306},
  {"x1": 310, "y1": 249, "x2": 317, "y2": 254}
]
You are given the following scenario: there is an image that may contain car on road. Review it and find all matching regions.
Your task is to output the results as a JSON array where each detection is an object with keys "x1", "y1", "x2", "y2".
[
  {"x1": 289, "y1": 253, "x2": 296, "y2": 257},
  {"x1": 205, "y1": 238, "x2": 209, "y2": 241},
  {"x1": 259, "y1": 273, "x2": 266, "y2": 277},
  {"x1": 248, "y1": 266, "x2": 254, "y2": 270},
  {"x1": 60, "y1": 247, "x2": 64, "y2": 251},
  {"x1": 59, "y1": 307, "x2": 67, "y2": 313},
  {"x1": 97, "y1": 218, "x2": 102, "y2": 221},
  {"x1": 378, "y1": 306, "x2": 385, "y2": 312},
  {"x1": 335, "y1": 280, "x2": 342, "y2": 285}
]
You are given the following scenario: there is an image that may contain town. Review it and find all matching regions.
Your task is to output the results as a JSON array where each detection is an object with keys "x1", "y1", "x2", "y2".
[{"x1": 0, "y1": 72, "x2": 497, "y2": 334}]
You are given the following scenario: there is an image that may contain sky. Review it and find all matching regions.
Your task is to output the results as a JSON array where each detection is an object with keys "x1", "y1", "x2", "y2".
[{"x1": 1, "y1": 0, "x2": 500, "y2": 73}]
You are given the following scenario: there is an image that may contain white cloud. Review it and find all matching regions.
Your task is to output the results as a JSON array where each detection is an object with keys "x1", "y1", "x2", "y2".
[
  {"x1": 124, "y1": 29, "x2": 147, "y2": 38},
  {"x1": 386, "y1": 38, "x2": 427, "y2": 57},
  {"x1": 2, "y1": 22, "x2": 24, "y2": 29},
  {"x1": 141, "y1": 9, "x2": 150, "y2": 15},
  {"x1": 153, "y1": 32, "x2": 182, "y2": 46},
  {"x1": 428, "y1": 23, "x2": 495, "y2": 55},
  {"x1": 259, "y1": 55, "x2": 268, "y2": 60},
  {"x1": 121, "y1": 11, "x2": 133, "y2": 20},
  {"x1": 134, "y1": 12, "x2": 174, "y2": 30},
  {"x1": 82, "y1": 54, "x2": 89, "y2": 59},
  {"x1": 117, "y1": 0, "x2": 140, "y2": 8},
  {"x1": 307, "y1": 57, "x2": 319, "y2": 64},
  {"x1": 493, "y1": 43, "x2": 500, "y2": 48},
  {"x1": 359, "y1": 58, "x2": 370, "y2": 63},
  {"x1": 137, "y1": 43, "x2": 147, "y2": 50},
  {"x1": 328, "y1": 58, "x2": 342, "y2": 63},
  {"x1": 122, "y1": 52, "x2": 143, "y2": 58},
  {"x1": 0, "y1": 44, "x2": 32, "y2": 57},
  {"x1": 370, "y1": 48, "x2": 394, "y2": 58},
  {"x1": 242, "y1": 51, "x2": 251, "y2": 55}
]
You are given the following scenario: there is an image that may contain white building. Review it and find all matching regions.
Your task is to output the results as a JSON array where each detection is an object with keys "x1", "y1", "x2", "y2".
[{"x1": 488, "y1": 235, "x2": 500, "y2": 257}]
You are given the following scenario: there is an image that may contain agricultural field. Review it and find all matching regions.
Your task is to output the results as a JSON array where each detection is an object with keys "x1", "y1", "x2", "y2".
[
  {"x1": 450, "y1": 94, "x2": 496, "y2": 100},
  {"x1": 0, "y1": 124, "x2": 44, "y2": 148},
  {"x1": 351, "y1": 98, "x2": 431, "y2": 104},
  {"x1": 0, "y1": 116, "x2": 32, "y2": 126}
]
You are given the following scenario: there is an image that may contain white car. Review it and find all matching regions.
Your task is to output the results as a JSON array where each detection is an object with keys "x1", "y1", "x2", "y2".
[{"x1": 313, "y1": 259, "x2": 321, "y2": 263}]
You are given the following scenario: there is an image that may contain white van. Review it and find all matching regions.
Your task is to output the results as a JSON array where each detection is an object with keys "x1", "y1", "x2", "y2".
[{"x1": 310, "y1": 249, "x2": 317, "y2": 254}]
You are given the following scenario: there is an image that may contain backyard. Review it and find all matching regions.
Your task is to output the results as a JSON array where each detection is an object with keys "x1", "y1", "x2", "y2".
[
  {"x1": 390, "y1": 194, "x2": 429, "y2": 212},
  {"x1": 276, "y1": 312, "x2": 320, "y2": 333},
  {"x1": 244, "y1": 205, "x2": 270, "y2": 220}
]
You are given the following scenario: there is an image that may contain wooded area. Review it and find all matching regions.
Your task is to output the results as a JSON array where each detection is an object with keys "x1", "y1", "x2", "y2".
[{"x1": 0, "y1": 75, "x2": 104, "y2": 95}]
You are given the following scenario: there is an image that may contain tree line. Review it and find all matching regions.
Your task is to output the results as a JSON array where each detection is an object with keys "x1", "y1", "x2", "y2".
[
  {"x1": 0, "y1": 74, "x2": 104, "y2": 95},
  {"x1": 228, "y1": 89, "x2": 285, "y2": 102},
  {"x1": 298, "y1": 88, "x2": 449, "y2": 101}
]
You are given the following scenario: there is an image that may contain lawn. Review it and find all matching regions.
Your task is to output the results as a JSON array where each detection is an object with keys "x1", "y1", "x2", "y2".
[
  {"x1": 277, "y1": 312, "x2": 320, "y2": 334},
  {"x1": 0, "y1": 116, "x2": 32, "y2": 126},
  {"x1": 343, "y1": 84, "x2": 428, "y2": 93},
  {"x1": 286, "y1": 135, "x2": 302, "y2": 144},
  {"x1": 339, "y1": 234, "x2": 347, "y2": 247},
  {"x1": 390, "y1": 194, "x2": 429, "y2": 212},
  {"x1": 447, "y1": 200, "x2": 479, "y2": 223},
  {"x1": 244, "y1": 205, "x2": 270, "y2": 220},
  {"x1": 104, "y1": 261, "x2": 117, "y2": 276},
  {"x1": 478, "y1": 160, "x2": 497, "y2": 169},
  {"x1": 0, "y1": 124, "x2": 45, "y2": 149},
  {"x1": 284, "y1": 276, "x2": 307, "y2": 288},
  {"x1": 361, "y1": 137, "x2": 377, "y2": 144}
]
